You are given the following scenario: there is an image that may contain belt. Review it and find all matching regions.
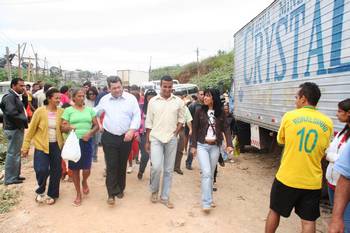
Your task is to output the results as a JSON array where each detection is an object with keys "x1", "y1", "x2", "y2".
[{"x1": 205, "y1": 140, "x2": 216, "y2": 145}]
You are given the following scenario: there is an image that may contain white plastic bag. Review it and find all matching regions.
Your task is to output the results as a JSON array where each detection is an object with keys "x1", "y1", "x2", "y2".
[{"x1": 61, "y1": 130, "x2": 81, "y2": 162}]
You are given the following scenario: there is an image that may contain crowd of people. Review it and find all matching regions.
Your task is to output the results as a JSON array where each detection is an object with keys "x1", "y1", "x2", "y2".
[{"x1": 1, "y1": 76, "x2": 350, "y2": 232}]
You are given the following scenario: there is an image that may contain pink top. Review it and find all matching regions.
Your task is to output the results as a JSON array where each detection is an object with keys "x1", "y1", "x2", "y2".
[{"x1": 60, "y1": 93, "x2": 70, "y2": 105}]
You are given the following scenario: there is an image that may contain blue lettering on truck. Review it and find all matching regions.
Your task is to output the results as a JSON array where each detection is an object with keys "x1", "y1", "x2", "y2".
[{"x1": 242, "y1": 0, "x2": 350, "y2": 85}]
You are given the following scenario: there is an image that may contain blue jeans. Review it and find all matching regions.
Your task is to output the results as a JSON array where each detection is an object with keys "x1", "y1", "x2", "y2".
[
  {"x1": 4, "y1": 129, "x2": 24, "y2": 184},
  {"x1": 33, "y1": 143, "x2": 62, "y2": 198},
  {"x1": 328, "y1": 187, "x2": 350, "y2": 232},
  {"x1": 150, "y1": 136, "x2": 177, "y2": 201},
  {"x1": 197, "y1": 142, "x2": 220, "y2": 208},
  {"x1": 91, "y1": 134, "x2": 98, "y2": 161},
  {"x1": 138, "y1": 133, "x2": 149, "y2": 174}
]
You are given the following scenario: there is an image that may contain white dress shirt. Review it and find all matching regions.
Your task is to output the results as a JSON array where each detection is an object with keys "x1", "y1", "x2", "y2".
[{"x1": 94, "y1": 91, "x2": 141, "y2": 136}]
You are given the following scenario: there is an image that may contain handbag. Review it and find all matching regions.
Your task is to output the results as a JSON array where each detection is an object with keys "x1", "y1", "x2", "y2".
[{"x1": 61, "y1": 130, "x2": 81, "y2": 162}]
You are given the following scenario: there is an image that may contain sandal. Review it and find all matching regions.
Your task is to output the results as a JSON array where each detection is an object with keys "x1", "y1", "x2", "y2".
[
  {"x1": 35, "y1": 194, "x2": 46, "y2": 203},
  {"x1": 46, "y1": 197, "x2": 56, "y2": 205},
  {"x1": 160, "y1": 199, "x2": 174, "y2": 209},
  {"x1": 72, "y1": 196, "x2": 82, "y2": 207}
]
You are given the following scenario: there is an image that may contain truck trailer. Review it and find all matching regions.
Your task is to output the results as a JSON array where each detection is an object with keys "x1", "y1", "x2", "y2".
[
  {"x1": 116, "y1": 70, "x2": 149, "y2": 87},
  {"x1": 233, "y1": 0, "x2": 350, "y2": 151}
]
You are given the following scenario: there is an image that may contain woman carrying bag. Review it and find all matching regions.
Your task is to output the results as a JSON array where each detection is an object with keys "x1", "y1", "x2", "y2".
[
  {"x1": 22, "y1": 88, "x2": 64, "y2": 205},
  {"x1": 61, "y1": 89, "x2": 98, "y2": 206},
  {"x1": 190, "y1": 88, "x2": 233, "y2": 213}
]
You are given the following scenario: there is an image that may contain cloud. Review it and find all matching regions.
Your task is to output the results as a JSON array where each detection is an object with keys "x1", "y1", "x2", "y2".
[{"x1": 0, "y1": 0, "x2": 272, "y2": 74}]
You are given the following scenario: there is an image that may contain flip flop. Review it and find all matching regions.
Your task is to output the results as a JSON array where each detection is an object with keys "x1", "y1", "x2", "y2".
[
  {"x1": 46, "y1": 197, "x2": 56, "y2": 205},
  {"x1": 72, "y1": 198, "x2": 82, "y2": 207}
]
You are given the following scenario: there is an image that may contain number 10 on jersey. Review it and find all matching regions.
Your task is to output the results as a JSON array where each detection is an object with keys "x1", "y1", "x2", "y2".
[{"x1": 297, "y1": 128, "x2": 318, "y2": 154}]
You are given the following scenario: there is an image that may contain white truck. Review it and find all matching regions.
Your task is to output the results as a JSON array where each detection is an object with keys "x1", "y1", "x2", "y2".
[
  {"x1": 116, "y1": 70, "x2": 149, "y2": 87},
  {"x1": 233, "y1": 0, "x2": 350, "y2": 151}
]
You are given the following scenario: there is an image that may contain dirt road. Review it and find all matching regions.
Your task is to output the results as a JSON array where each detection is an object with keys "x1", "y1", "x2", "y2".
[{"x1": 0, "y1": 149, "x2": 330, "y2": 233}]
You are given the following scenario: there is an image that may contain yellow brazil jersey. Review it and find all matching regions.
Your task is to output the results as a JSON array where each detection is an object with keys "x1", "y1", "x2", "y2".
[{"x1": 276, "y1": 106, "x2": 333, "y2": 190}]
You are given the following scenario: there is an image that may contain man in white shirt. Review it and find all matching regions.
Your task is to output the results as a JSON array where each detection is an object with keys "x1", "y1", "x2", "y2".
[
  {"x1": 94, "y1": 76, "x2": 140, "y2": 205},
  {"x1": 145, "y1": 75, "x2": 185, "y2": 209}
]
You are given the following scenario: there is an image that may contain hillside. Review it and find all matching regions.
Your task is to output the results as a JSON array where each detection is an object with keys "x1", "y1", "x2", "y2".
[{"x1": 150, "y1": 50, "x2": 234, "y2": 91}]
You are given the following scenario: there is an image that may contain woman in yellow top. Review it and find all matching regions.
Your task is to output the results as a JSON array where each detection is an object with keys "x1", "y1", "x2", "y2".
[{"x1": 22, "y1": 88, "x2": 64, "y2": 205}]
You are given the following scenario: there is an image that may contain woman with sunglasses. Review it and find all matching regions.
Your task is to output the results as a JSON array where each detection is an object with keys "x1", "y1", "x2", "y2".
[{"x1": 85, "y1": 86, "x2": 99, "y2": 162}]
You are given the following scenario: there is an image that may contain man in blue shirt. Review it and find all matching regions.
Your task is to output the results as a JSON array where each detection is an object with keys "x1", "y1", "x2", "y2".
[
  {"x1": 329, "y1": 141, "x2": 350, "y2": 233},
  {"x1": 94, "y1": 76, "x2": 140, "y2": 205}
]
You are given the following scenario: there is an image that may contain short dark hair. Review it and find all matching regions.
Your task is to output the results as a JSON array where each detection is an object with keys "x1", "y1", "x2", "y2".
[
  {"x1": 298, "y1": 82, "x2": 321, "y2": 106},
  {"x1": 107, "y1": 76, "x2": 122, "y2": 88},
  {"x1": 44, "y1": 83, "x2": 53, "y2": 93},
  {"x1": 130, "y1": 85, "x2": 140, "y2": 91},
  {"x1": 83, "y1": 81, "x2": 91, "y2": 87},
  {"x1": 160, "y1": 75, "x2": 172, "y2": 86},
  {"x1": 10, "y1": 78, "x2": 24, "y2": 88},
  {"x1": 60, "y1": 85, "x2": 69, "y2": 94}
]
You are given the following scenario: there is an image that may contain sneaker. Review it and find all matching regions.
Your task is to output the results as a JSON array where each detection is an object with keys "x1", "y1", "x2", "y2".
[
  {"x1": 160, "y1": 199, "x2": 174, "y2": 209},
  {"x1": 116, "y1": 192, "x2": 124, "y2": 199},
  {"x1": 151, "y1": 192, "x2": 158, "y2": 203},
  {"x1": 127, "y1": 166, "x2": 133, "y2": 174},
  {"x1": 174, "y1": 169, "x2": 184, "y2": 175},
  {"x1": 35, "y1": 194, "x2": 46, "y2": 203}
]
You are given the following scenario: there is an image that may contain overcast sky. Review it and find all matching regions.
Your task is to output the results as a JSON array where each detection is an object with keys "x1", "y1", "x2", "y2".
[{"x1": 0, "y1": 0, "x2": 272, "y2": 75}]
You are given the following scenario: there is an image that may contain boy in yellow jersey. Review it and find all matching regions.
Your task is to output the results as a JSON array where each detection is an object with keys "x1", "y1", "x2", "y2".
[{"x1": 265, "y1": 82, "x2": 333, "y2": 233}]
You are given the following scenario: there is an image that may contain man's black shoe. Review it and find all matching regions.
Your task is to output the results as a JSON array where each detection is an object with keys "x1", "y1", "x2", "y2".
[
  {"x1": 174, "y1": 169, "x2": 184, "y2": 175},
  {"x1": 137, "y1": 172, "x2": 143, "y2": 180},
  {"x1": 116, "y1": 192, "x2": 124, "y2": 199},
  {"x1": 186, "y1": 165, "x2": 193, "y2": 170},
  {"x1": 17, "y1": 176, "x2": 26, "y2": 181},
  {"x1": 4, "y1": 180, "x2": 23, "y2": 185}
]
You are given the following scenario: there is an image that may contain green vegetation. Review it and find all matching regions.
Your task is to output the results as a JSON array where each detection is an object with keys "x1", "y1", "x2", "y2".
[
  {"x1": 150, "y1": 50, "x2": 234, "y2": 91},
  {"x1": 0, "y1": 187, "x2": 20, "y2": 214},
  {"x1": 0, "y1": 67, "x2": 60, "y2": 85}
]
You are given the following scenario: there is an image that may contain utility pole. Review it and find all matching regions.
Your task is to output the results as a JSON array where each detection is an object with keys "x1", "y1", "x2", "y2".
[
  {"x1": 6, "y1": 47, "x2": 11, "y2": 80},
  {"x1": 196, "y1": 48, "x2": 200, "y2": 79},
  {"x1": 149, "y1": 56, "x2": 152, "y2": 79},
  {"x1": 27, "y1": 57, "x2": 31, "y2": 82},
  {"x1": 43, "y1": 57, "x2": 47, "y2": 76},
  {"x1": 34, "y1": 53, "x2": 38, "y2": 81},
  {"x1": 18, "y1": 44, "x2": 22, "y2": 79},
  {"x1": 18, "y1": 43, "x2": 27, "y2": 79}
]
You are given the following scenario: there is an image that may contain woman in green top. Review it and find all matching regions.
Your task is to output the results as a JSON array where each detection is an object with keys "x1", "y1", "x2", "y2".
[{"x1": 61, "y1": 89, "x2": 98, "y2": 206}]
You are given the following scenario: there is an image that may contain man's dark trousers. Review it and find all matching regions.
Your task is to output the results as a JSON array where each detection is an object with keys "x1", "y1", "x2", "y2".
[{"x1": 101, "y1": 130, "x2": 132, "y2": 197}]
